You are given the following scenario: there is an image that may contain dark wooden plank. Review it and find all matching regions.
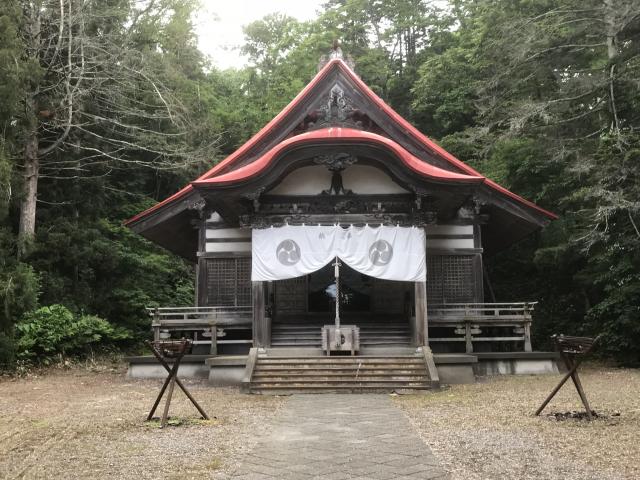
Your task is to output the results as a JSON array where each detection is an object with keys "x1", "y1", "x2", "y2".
[
  {"x1": 414, "y1": 282, "x2": 427, "y2": 347},
  {"x1": 252, "y1": 281, "x2": 266, "y2": 348}
]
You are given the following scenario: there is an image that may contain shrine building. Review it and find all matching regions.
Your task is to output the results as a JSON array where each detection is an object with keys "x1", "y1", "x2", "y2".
[{"x1": 125, "y1": 52, "x2": 559, "y2": 392}]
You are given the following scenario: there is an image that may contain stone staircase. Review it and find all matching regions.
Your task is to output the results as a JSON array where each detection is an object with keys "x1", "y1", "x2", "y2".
[
  {"x1": 271, "y1": 321, "x2": 412, "y2": 348},
  {"x1": 246, "y1": 355, "x2": 438, "y2": 394}
]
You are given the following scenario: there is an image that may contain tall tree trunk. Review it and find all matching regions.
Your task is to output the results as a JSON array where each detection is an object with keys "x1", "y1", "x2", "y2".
[
  {"x1": 603, "y1": 0, "x2": 620, "y2": 134},
  {"x1": 18, "y1": 4, "x2": 42, "y2": 258},
  {"x1": 18, "y1": 125, "x2": 39, "y2": 257}
]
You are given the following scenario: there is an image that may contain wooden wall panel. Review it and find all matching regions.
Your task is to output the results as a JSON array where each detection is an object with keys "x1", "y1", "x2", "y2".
[
  {"x1": 203, "y1": 257, "x2": 251, "y2": 306},
  {"x1": 274, "y1": 277, "x2": 307, "y2": 315},
  {"x1": 427, "y1": 254, "x2": 480, "y2": 304},
  {"x1": 371, "y1": 279, "x2": 410, "y2": 314}
]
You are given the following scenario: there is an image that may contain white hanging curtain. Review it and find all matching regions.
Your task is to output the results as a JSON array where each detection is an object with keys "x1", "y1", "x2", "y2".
[{"x1": 251, "y1": 225, "x2": 426, "y2": 282}]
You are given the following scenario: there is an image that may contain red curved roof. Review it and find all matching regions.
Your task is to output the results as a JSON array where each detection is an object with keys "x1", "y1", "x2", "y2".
[
  {"x1": 125, "y1": 58, "x2": 342, "y2": 226},
  {"x1": 334, "y1": 61, "x2": 557, "y2": 219},
  {"x1": 192, "y1": 128, "x2": 484, "y2": 187},
  {"x1": 126, "y1": 58, "x2": 556, "y2": 226}
]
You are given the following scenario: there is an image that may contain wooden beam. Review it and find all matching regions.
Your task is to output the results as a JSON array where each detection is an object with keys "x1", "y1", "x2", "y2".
[
  {"x1": 414, "y1": 281, "x2": 428, "y2": 347},
  {"x1": 196, "y1": 258, "x2": 207, "y2": 306},
  {"x1": 252, "y1": 281, "x2": 267, "y2": 348},
  {"x1": 195, "y1": 214, "x2": 207, "y2": 307},
  {"x1": 243, "y1": 213, "x2": 418, "y2": 227}
]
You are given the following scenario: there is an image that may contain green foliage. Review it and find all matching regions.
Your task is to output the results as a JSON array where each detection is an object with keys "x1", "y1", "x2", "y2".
[
  {"x1": 0, "y1": 229, "x2": 40, "y2": 336},
  {"x1": 412, "y1": 47, "x2": 478, "y2": 137},
  {"x1": 29, "y1": 218, "x2": 194, "y2": 335},
  {"x1": 0, "y1": 0, "x2": 30, "y2": 123},
  {"x1": 16, "y1": 305, "x2": 132, "y2": 362},
  {"x1": 0, "y1": 0, "x2": 638, "y2": 364},
  {"x1": 0, "y1": 148, "x2": 11, "y2": 220},
  {"x1": 0, "y1": 331, "x2": 16, "y2": 367},
  {"x1": 0, "y1": 0, "x2": 203, "y2": 366}
]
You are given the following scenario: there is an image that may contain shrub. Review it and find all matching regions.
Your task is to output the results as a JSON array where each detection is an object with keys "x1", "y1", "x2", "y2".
[
  {"x1": 0, "y1": 331, "x2": 16, "y2": 367},
  {"x1": 16, "y1": 304, "x2": 132, "y2": 362}
]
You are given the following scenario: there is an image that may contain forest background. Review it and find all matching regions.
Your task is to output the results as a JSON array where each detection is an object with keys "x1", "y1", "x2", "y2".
[{"x1": 1, "y1": 0, "x2": 638, "y2": 366}]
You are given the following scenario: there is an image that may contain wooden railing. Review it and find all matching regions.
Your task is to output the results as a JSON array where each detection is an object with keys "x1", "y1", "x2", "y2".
[
  {"x1": 147, "y1": 302, "x2": 536, "y2": 355},
  {"x1": 147, "y1": 306, "x2": 252, "y2": 354},
  {"x1": 427, "y1": 302, "x2": 536, "y2": 353}
]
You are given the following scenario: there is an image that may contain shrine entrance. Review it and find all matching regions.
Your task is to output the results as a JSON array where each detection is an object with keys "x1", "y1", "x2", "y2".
[
  {"x1": 308, "y1": 262, "x2": 372, "y2": 314},
  {"x1": 271, "y1": 261, "x2": 415, "y2": 350},
  {"x1": 274, "y1": 266, "x2": 412, "y2": 320}
]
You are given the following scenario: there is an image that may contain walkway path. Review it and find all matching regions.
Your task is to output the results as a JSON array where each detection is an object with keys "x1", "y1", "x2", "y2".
[{"x1": 227, "y1": 394, "x2": 450, "y2": 479}]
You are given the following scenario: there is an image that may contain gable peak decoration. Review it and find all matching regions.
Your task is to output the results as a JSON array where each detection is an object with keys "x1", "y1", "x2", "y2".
[
  {"x1": 321, "y1": 84, "x2": 353, "y2": 122},
  {"x1": 318, "y1": 40, "x2": 355, "y2": 72}
]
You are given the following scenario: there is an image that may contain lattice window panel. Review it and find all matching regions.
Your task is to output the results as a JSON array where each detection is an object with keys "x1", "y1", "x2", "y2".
[
  {"x1": 427, "y1": 256, "x2": 444, "y2": 304},
  {"x1": 205, "y1": 257, "x2": 251, "y2": 306},
  {"x1": 235, "y1": 258, "x2": 251, "y2": 306},
  {"x1": 427, "y1": 255, "x2": 476, "y2": 304}
]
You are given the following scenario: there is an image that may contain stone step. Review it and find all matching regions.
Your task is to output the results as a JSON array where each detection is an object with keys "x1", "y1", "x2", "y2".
[
  {"x1": 255, "y1": 361, "x2": 424, "y2": 370},
  {"x1": 253, "y1": 369, "x2": 427, "y2": 379},
  {"x1": 248, "y1": 354, "x2": 435, "y2": 393},
  {"x1": 272, "y1": 327, "x2": 410, "y2": 332},
  {"x1": 270, "y1": 341, "x2": 412, "y2": 347},
  {"x1": 271, "y1": 336, "x2": 411, "y2": 340},
  {"x1": 271, "y1": 340, "x2": 409, "y2": 350},
  {"x1": 272, "y1": 324, "x2": 411, "y2": 328},
  {"x1": 272, "y1": 330, "x2": 410, "y2": 334},
  {"x1": 271, "y1": 334, "x2": 411, "y2": 339},
  {"x1": 250, "y1": 386, "x2": 432, "y2": 394},
  {"x1": 271, "y1": 333, "x2": 411, "y2": 338},
  {"x1": 272, "y1": 324, "x2": 410, "y2": 329},
  {"x1": 252, "y1": 375, "x2": 430, "y2": 382},
  {"x1": 254, "y1": 367, "x2": 426, "y2": 373},
  {"x1": 251, "y1": 379, "x2": 430, "y2": 386},
  {"x1": 258, "y1": 357, "x2": 423, "y2": 364}
]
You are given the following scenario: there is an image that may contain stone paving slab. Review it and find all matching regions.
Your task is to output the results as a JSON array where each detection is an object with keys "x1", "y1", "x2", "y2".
[{"x1": 226, "y1": 394, "x2": 450, "y2": 479}]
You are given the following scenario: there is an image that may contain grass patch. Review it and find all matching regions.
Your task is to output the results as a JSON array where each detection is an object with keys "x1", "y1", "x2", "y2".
[
  {"x1": 30, "y1": 419, "x2": 50, "y2": 428},
  {"x1": 206, "y1": 457, "x2": 223, "y2": 470}
]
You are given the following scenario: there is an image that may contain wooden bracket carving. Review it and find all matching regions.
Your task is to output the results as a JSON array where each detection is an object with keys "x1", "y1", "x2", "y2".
[
  {"x1": 314, "y1": 153, "x2": 357, "y2": 171},
  {"x1": 242, "y1": 187, "x2": 266, "y2": 212}
]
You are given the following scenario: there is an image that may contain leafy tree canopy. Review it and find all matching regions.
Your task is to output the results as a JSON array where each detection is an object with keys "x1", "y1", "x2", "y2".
[{"x1": 1, "y1": 0, "x2": 638, "y2": 364}]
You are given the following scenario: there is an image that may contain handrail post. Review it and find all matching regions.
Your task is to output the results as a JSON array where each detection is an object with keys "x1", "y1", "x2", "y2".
[
  {"x1": 523, "y1": 302, "x2": 532, "y2": 352},
  {"x1": 153, "y1": 307, "x2": 160, "y2": 342},
  {"x1": 524, "y1": 321, "x2": 532, "y2": 352},
  {"x1": 209, "y1": 322, "x2": 218, "y2": 356}
]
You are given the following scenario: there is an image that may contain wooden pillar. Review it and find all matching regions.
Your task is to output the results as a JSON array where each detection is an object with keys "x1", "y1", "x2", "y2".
[
  {"x1": 465, "y1": 322, "x2": 473, "y2": 353},
  {"x1": 252, "y1": 281, "x2": 268, "y2": 348},
  {"x1": 209, "y1": 323, "x2": 218, "y2": 356},
  {"x1": 196, "y1": 258, "x2": 207, "y2": 306},
  {"x1": 414, "y1": 281, "x2": 428, "y2": 347},
  {"x1": 195, "y1": 213, "x2": 207, "y2": 307},
  {"x1": 524, "y1": 321, "x2": 532, "y2": 352}
]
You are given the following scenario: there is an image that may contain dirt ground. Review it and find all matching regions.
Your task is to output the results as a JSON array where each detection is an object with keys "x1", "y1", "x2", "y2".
[
  {"x1": 1, "y1": 364, "x2": 638, "y2": 480},
  {"x1": 0, "y1": 364, "x2": 283, "y2": 480},
  {"x1": 395, "y1": 366, "x2": 640, "y2": 480}
]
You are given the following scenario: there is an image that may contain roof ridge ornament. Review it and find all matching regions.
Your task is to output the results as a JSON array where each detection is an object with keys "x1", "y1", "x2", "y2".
[
  {"x1": 318, "y1": 40, "x2": 356, "y2": 72},
  {"x1": 330, "y1": 39, "x2": 344, "y2": 60}
]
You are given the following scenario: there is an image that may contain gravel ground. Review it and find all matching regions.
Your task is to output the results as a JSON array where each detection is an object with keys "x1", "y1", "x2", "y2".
[
  {"x1": 2, "y1": 364, "x2": 638, "y2": 480},
  {"x1": 394, "y1": 366, "x2": 640, "y2": 480},
  {"x1": 0, "y1": 364, "x2": 284, "y2": 480}
]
